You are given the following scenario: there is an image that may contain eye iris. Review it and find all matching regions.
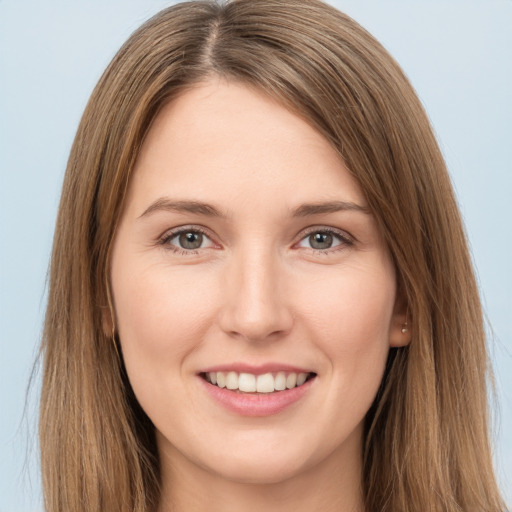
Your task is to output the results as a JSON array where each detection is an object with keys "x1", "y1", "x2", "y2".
[
  {"x1": 309, "y1": 232, "x2": 333, "y2": 249},
  {"x1": 179, "y1": 231, "x2": 203, "y2": 249}
]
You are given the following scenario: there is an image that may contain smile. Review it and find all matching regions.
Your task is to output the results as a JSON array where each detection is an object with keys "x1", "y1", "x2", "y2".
[{"x1": 202, "y1": 371, "x2": 316, "y2": 393}]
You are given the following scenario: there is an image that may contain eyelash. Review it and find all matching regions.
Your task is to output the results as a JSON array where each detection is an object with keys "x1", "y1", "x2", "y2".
[
  {"x1": 158, "y1": 225, "x2": 214, "y2": 255},
  {"x1": 297, "y1": 227, "x2": 354, "y2": 254},
  {"x1": 157, "y1": 225, "x2": 354, "y2": 255}
]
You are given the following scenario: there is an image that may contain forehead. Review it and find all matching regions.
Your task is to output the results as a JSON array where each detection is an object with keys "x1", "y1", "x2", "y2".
[{"x1": 126, "y1": 79, "x2": 366, "y2": 216}]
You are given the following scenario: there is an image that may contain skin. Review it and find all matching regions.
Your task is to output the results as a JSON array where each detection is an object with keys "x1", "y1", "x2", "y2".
[{"x1": 110, "y1": 79, "x2": 410, "y2": 512}]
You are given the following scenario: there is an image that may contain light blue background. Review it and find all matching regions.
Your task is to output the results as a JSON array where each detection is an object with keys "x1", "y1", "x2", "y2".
[{"x1": 1, "y1": 1, "x2": 510, "y2": 510}]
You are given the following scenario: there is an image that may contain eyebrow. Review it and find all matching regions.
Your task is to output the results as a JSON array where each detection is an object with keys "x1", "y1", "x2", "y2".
[
  {"x1": 138, "y1": 198, "x2": 371, "y2": 220},
  {"x1": 291, "y1": 201, "x2": 371, "y2": 217},
  {"x1": 138, "y1": 198, "x2": 226, "y2": 219}
]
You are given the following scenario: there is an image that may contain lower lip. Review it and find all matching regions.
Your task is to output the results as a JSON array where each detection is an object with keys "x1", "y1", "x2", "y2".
[{"x1": 199, "y1": 376, "x2": 315, "y2": 417}]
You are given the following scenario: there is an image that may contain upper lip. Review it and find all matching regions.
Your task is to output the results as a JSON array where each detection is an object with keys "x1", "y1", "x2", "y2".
[{"x1": 199, "y1": 362, "x2": 315, "y2": 375}]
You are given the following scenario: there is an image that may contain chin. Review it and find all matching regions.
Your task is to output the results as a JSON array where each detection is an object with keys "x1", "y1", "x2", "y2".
[
  {"x1": 194, "y1": 431, "x2": 335, "y2": 486},
  {"x1": 205, "y1": 454, "x2": 310, "y2": 486}
]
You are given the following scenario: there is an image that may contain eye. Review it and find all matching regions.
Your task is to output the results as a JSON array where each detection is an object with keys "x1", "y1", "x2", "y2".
[
  {"x1": 160, "y1": 227, "x2": 216, "y2": 252},
  {"x1": 174, "y1": 231, "x2": 205, "y2": 250},
  {"x1": 297, "y1": 228, "x2": 351, "y2": 251}
]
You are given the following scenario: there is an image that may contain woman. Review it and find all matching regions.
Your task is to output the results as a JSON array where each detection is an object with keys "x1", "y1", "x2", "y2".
[{"x1": 39, "y1": 1, "x2": 506, "y2": 511}]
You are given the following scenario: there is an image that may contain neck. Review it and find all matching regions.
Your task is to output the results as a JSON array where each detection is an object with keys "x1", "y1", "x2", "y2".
[{"x1": 157, "y1": 431, "x2": 365, "y2": 512}]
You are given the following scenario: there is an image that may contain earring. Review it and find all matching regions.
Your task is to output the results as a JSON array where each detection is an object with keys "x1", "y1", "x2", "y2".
[{"x1": 401, "y1": 321, "x2": 408, "y2": 334}]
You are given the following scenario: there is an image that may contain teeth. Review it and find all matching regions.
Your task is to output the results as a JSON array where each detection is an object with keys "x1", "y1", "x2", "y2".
[
  {"x1": 296, "y1": 372, "x2": 308, "y2": 386},
  {"x1": 205, "y1": 371, "x2": 313, "y2": 393},
  {"x1": 238, "y1": 373, "x2": 256, "y2": 392},
  {"x1": 226, "y1": 371, "x2": 238, "y2": 390},
  {"x1": 286, "y1": 373, "x2": 297, "y2": 389},
  {"x1": 274, "y1": 371, "x2": 286, "y2": 391},
  {"x1": 217, "y1": 372, "x2": 226, "y2": 388},
  {"x1": 256, "y1": 373, "x2": 275, "y2": 393}
]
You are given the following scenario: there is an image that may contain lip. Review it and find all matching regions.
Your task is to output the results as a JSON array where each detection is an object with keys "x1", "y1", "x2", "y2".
[
  {"x1": 200, "y1": 362, "x2": 313, "y2": 375},
  {"x1": 198, "y1": 369, "x2": 316, "y2": 417}
]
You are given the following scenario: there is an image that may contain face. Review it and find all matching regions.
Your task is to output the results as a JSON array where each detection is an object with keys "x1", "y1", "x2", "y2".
[{"x1": 110, "y1": 79, "x2": 409, "y2": 486}]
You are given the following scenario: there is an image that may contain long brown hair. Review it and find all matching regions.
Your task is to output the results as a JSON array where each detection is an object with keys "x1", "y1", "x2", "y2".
[{"x1": 40, "y1": 1, "x2": 506, "y2": 510}]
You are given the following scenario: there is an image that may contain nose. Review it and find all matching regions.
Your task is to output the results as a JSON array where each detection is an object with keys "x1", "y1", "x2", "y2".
[{"x1": 218, "y1": 248, "x2": 294, "y2": 343}]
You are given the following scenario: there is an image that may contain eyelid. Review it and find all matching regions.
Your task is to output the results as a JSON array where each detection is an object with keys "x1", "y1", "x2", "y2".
[
  {"x1": 294, "y1": 226, "x2": 354, "y2": 250},
  {"x1": 156, "y1": 224, "x2": 354, "y2": 254},
  {"x1": 158, "y1": 224, "x2": 220, "y2": 251}
]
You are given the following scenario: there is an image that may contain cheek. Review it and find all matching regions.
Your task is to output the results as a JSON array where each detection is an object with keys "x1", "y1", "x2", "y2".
[
  {"x1": 111, "y1": 259, "x2": 226, "y2": 437},
  {"x1": 297, "y1": 261, "x2": 395, "y2": 384},
  {"x1": 111, "y1": 260, "x2": 220, "y2": 383},
  {"x1": 302, "y1": 260, "x2": 394, "y2": 333}
]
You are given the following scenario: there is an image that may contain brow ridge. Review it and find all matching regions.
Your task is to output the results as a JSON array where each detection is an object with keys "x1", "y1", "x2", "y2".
[
  {"x1": 291, "y1": 200, "x2": 370, "y2": 217},
  {"x1": 138, "y1": 198, "x2": 370, "y2": 220},
  {"x1": 138, "y1": 198, "x2": 226, "y2": 219}
]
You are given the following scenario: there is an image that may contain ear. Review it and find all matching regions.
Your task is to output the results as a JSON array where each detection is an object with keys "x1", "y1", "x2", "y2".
[{"x1": 389, "y1": 291, "x2": 411, "y2": 347}]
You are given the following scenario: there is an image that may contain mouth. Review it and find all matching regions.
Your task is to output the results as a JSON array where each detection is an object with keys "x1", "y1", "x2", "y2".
[{"x1": 200, "y1": 371, "x2": 317, "y2": 394}]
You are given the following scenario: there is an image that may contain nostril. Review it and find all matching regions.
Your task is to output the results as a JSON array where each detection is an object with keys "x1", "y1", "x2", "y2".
[{"x1": 217, "y1": 280, "x2": 294, "y2": 342}]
